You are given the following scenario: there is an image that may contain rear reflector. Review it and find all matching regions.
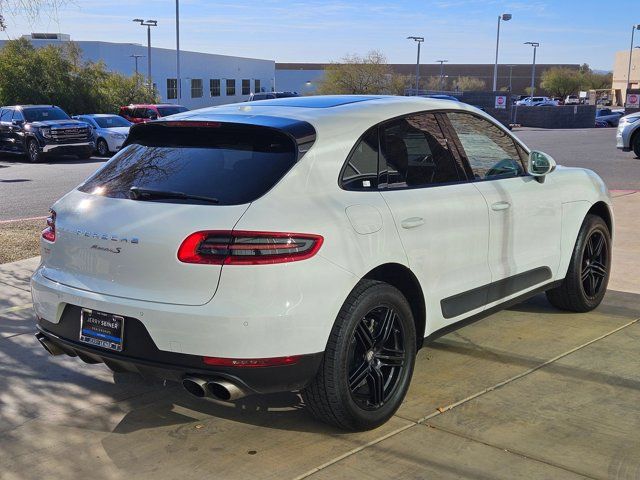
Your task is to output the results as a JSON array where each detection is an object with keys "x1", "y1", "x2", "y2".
[
  {"x1": 177, "y1": 230, "x2": 323, "y2": 265},
  {"x1": 203, "y1": 355, "x2": 301, "y2": 368},
  {"x1": 41, "y1": 209, "x2": 56, "y2": 243}
]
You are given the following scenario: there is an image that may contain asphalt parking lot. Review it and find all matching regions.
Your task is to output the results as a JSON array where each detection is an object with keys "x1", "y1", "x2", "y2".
[{"x1": 1, "y1": 128, "x2": 640, "y2": 479}]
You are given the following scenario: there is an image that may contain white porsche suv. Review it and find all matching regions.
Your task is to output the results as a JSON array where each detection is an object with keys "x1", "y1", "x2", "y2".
[{"x1": 32, "y1": 96, "x2": 613, "y2": 431}]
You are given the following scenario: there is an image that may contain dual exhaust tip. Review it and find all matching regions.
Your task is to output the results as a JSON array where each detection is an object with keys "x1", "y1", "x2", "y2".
[{"x1": 182, "y1": 376, "x2": 247, "y2": 402}]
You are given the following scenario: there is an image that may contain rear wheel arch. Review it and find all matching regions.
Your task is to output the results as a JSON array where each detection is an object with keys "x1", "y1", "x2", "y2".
[{"x1": 363, "y1": 263, "x2": 426, "y2": 350}]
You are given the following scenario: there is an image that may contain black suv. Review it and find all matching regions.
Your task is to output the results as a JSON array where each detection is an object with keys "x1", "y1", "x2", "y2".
[{"x1": 0, "y1": 105, "x2": 94, "y2": 162}]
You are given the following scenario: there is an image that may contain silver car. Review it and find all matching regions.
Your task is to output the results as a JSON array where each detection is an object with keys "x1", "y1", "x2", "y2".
[
  {"x1": 616, "y1": 111, "x2": 640, "y2": 157},
  {"x1": 74, "y1": 114, "x2": 132, "y2": 157}
]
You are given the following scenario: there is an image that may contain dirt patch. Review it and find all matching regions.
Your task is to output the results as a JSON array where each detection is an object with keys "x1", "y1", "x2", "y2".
[{"x1": 0, "y1": 219, "x2": 43, "y2": 264}]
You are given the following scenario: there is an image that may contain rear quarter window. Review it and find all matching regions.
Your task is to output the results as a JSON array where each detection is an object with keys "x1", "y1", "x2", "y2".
[{"x1": 79, "y1": 123, "x2": 300, "y2": 205}]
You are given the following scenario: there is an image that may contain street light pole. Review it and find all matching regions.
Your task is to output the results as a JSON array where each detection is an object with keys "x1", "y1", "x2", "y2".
[
  {"x1": 407, "y1": 36, "x2": 424, "y2": 95},
  {"x1": 129, "y1": 54, "x2": 144, "y2": 77},
  {"x1": 524, "y1": 42, "x2": 539, "y2": 96},
  {"x1": 436, "y1": 59, "x2": 448, "y2": 90},
  {"x1": 493, "y1": 13, "x2": 512, "y2": 92},
  {"x1": 133, "y1": 19, "x2": 158, "y2": 93},
  {"x1": 506, "y1": 64, "x2": 516, "y2": 92},
  {"x1": 627, "y1": 24, "x2": 640, "y2": 92},
  {"x1": 176, "y1": 0, "x2": 181, "y2": 100}
]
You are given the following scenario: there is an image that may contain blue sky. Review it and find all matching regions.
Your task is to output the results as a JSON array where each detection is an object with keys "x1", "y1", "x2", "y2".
[{"x1": 2, "y1": 0, "x2": 638, "y2": 70}]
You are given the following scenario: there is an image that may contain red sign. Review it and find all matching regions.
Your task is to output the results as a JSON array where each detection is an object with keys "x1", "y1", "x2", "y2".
[{"x1": 495, "y1": 95, "x2": 507, "y2": 109}]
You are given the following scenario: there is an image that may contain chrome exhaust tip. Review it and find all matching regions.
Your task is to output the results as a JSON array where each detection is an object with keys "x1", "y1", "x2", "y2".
[
  {"x1": 206, "y1": 379, "x2": 247, "y2": 401},
  {"x1": 182, "y1": 376, "x2": 209, "y2": 398},
  {"x1": 35, "y1": 332, "x2": 64, "y2": 356}
]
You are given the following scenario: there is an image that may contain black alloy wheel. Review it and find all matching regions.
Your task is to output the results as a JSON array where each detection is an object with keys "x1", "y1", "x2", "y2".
[
  {"x1": 546, "y1": 214, "x2": 610, "y2": 312},
  {"x1": 348, "y1": 306, "x2": 406, "y2": 410},
  {"x1": 303, "y1": 280, "x2": 416, "y2": 431},
  {"x1": 581, "y1": 230, "x2": 607, "y2": 298}
]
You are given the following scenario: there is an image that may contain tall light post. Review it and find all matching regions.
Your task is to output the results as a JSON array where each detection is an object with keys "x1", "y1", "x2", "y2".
[
  {"x1": 129, "y1": 54, "x2": 145, "y2": 78},
  {"x1": 627, "y1": 24, "x2": 640, "y2": 92},
  {"x1": 506, "y1": 64, "x2": 516, "y2": 92},
  {"x1": 493, "y1": 13, "x2": 512, "y2": 92},
  {"x1": 407, "y1": 36, "x2": 424, "y2": 95},
  {"x1": 436, "y1": 59, "x2": 448, "y2": 90},
  {"x1": 524, "y1": 42, "x2": 539, "y2": 96},
  {"x1": 176, "y1": 0, "x2": 181, "y2": 100},
  {"x1": 133, "y1": 19, "x2": 158, "y2": 93}
]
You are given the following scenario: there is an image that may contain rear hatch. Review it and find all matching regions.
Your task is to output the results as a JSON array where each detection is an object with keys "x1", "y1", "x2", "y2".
[{"x1": 41, "y1": 121, "x2": 305, "y2": 305}]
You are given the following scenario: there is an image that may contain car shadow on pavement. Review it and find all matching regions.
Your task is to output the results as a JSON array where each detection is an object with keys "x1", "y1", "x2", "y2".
[{"x1": 107, "y1": 379, "x2": 341, "y2": 436}]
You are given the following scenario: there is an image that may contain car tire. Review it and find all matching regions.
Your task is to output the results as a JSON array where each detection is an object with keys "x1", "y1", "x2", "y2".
[
  {"x1": 96, "y1": 138, "x2": 109, "y2": 157},
  {"x1": 546, "y1": 214, "x2": 611, "y2": 312},
  {"x1": 632, "y1": 132, "x2": 640, "y2": 158},
  {"x1": 27, "y1": 139, "x2": 41, "y2": 163},
  {"x1": 302, "y1": 279, "x2": 416, "y2": 431}
]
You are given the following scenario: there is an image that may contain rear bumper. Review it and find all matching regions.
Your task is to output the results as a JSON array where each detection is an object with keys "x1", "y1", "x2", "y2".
[{"x1": 36, "y1": 310, "x2": 323, "y2": 394}]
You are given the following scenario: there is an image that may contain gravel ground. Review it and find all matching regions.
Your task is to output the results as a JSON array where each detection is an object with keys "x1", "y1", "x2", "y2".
[{"x1": 0, "y1": 219, "x2": 42, "y2": 263}]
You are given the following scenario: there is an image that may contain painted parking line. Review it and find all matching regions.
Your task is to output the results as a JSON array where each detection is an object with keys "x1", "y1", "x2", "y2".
[
  {"x1": 610, "y1": 190, "x2": 638, "y2": 198},
  {"x1": 0, "y1": 304, "x2": 33, "y2": 315},
  {"x1": 293, "y1": 316, "x2": 640, "y2": 480},
  {"x1": 0, "y1": 215, "x2": 47, "y2": 225}
]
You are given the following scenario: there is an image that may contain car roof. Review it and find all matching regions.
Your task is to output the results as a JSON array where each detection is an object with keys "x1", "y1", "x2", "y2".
[
  {"x1": 124, "y1": 104, "x2": 184, "y2": 108},
  {"x1": 79, "y1": 113, "x2": 120, "y2": 117},
  {"x1": 2, "y1": 105, "x2": 61, "y2": 109},
  {"x1": 165, "y1": 95, "x2": 486, "y2": 136}
]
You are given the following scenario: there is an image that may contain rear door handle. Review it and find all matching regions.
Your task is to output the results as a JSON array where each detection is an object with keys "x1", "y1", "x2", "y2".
[
  {"x1": 491, "y1": 201, "x2": 511, "y2": 211},
  {"x1": 401, "y1": 217, "x2": 425, "y2": 229}
]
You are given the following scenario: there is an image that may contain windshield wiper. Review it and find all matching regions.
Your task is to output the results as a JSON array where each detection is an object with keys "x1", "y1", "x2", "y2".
[{"x1": 129, "y1": 187, "x2": 219, "y2": 204}]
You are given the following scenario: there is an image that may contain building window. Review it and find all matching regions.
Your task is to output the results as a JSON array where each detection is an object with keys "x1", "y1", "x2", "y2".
[
  {"x1": 167, "y1": 79, "x2": 177, "y2": 100},
  {"x1": 226, "y1": 79, "x2": 236, "y2": 96},
  {"x1": 242, "y1": 79, "x2": 251, "y2": 95},
  {"x1": 191, "y1": 79, "x2": 203, "y2": 98},
  {"x1": 210, "y1": 79, "x2": 220, "y2": 97},
  {"x1": 254, "y1": 79, "x2": 261, "y2": 93}
]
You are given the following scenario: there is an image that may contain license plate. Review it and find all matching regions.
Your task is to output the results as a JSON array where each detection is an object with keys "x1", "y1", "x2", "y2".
[{"x1": 79, "y1": 308, "x2": 124, "y2": 352}]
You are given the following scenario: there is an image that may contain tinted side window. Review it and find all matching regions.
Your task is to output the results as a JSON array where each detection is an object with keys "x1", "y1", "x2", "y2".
[
  {"x1": 12, "y1": 110, "x2": 24, "y2": 121},
  {"x1": 0, "y1": 109, "x2": 11, "y2": 121},
  {"x1": 380, "y1": 113, "x2": 461, "y2": 188},
  {"x1": 447, "y1": 112, "x2": 525, "y2": 180},
  {"x1": 132, "y1": 108, "x2": 146, "y2": 118},
  {"x1": 341, "y1": 128, "x2": 379, "y2": 191}
]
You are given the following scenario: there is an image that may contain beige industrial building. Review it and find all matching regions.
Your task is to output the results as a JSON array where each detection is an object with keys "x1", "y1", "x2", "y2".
[{"x1": 612, "y1": 48, "x2": 640, "y2": 104}]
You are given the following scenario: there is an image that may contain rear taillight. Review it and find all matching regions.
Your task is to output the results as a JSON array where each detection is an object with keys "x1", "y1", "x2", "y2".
[
  {"x1": 202, "y1": 355, "x2": 301, "y2": 368},
  {"x1": 177, "y1": 230, "x2": 323, "y2": 265},
  {"x1": 42, "y1": 210, "x2": 56, "y2": 243}
]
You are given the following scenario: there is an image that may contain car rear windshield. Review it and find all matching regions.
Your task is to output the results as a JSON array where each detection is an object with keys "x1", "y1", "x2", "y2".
[
  {"x1": 156, "y1": 106, "x2": 188, "y2": 116},
  {"x1": 94, "y1": 116, "x2": 132, "y2": 128},
  {"x1": 23, "y1": 107, "x2": 70, "y2": 122},
  {"x1": 78, "y1": 123, "x2": 298, "y2": 205}
]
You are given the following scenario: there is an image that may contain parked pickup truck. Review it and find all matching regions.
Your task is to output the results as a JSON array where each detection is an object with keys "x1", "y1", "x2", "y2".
[{"x1": 0, "y1": 105, "x2": 94, "y2": 162}]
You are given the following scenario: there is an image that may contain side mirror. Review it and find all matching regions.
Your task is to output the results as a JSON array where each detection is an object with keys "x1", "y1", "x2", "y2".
[
  {"x1": 527, "y1": 151, "x2": 556, "y2": 181},
  {"x1": 11, "y1": 119, "x2": 23, "y2": 126},
  {"x1": 149, "y1": 114, "x2": 158, "y2": 121}
]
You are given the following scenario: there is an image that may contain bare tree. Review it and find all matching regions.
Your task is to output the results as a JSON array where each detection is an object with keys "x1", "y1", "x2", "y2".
[{"x1": 0, "y1": 0, "x2": 68, "y2": 27}]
